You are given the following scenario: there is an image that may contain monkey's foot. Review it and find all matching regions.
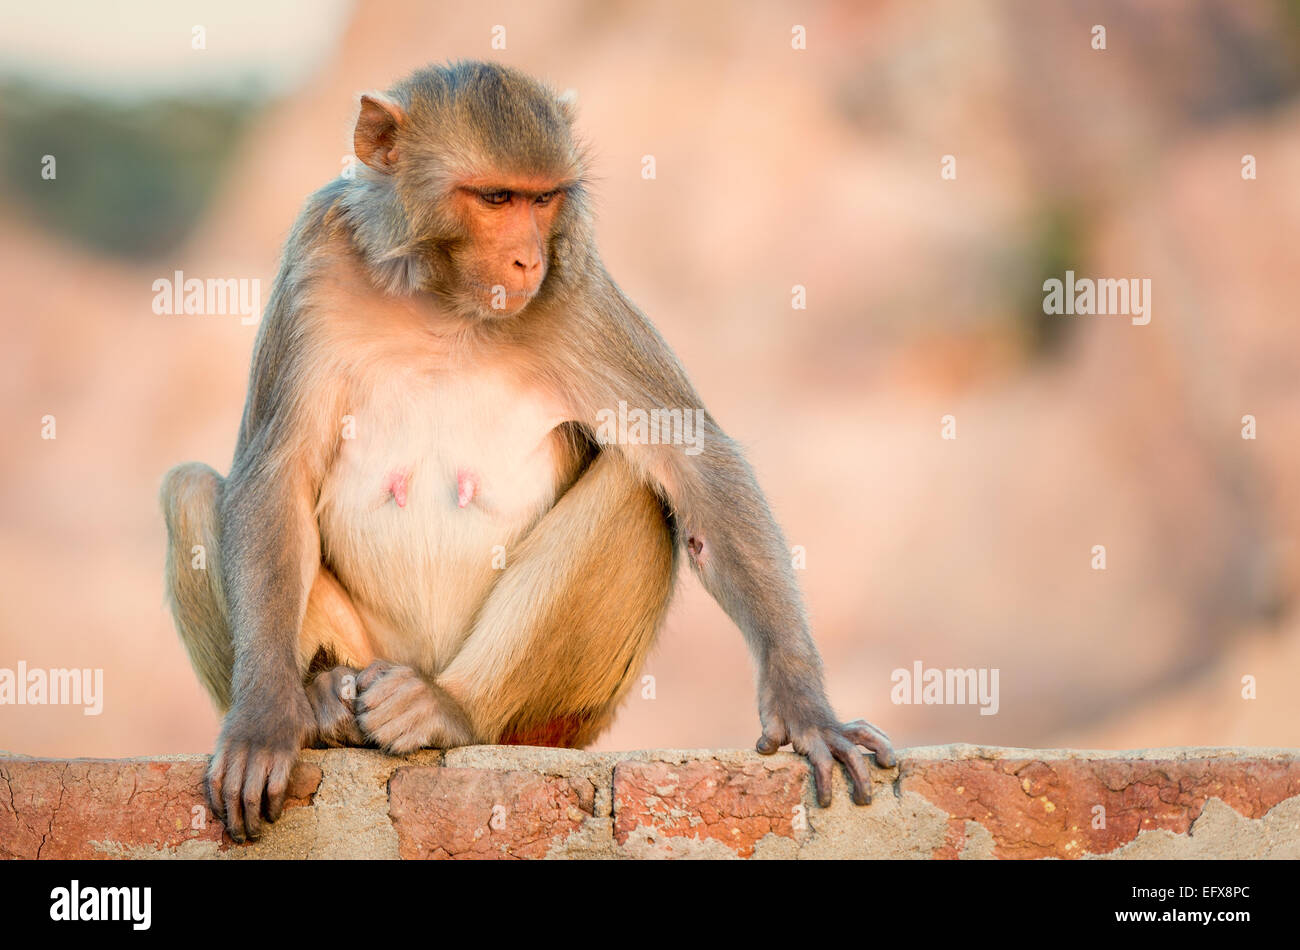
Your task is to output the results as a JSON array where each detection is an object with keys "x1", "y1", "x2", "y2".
[
  {"x1": 306, "y1": 665, "x2": 365, "y2": 747},
  {"x1": 355, "y1": 659, "x2": 475, "y2": 753}
]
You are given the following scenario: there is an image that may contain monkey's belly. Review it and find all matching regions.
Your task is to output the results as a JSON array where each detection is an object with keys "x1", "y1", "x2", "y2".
[{"x1": 315, "y1": 374, "x2": 566, "y2": 675}]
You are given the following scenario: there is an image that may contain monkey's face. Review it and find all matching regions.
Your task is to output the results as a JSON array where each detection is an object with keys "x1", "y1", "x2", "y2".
[
  {"x1": 443, "y1": 179, "x2": 567, "y2": 318},
  {"x1": 351, "y1": 63, "x2": 586, "y2": 320}
]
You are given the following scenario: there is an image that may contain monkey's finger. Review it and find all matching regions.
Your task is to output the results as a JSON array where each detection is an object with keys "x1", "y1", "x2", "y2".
[
  {"x1": 206, "y1": 751, "x2": 228, "y2": 822},
  {"x1": 844, "y1": 719, "x2": 896, "y2": 768},
  {"x1": 375, "y1": 690, "x2": 452, "y2": 753},
  {"x1": 363, "y1": 667, "x2": 421, "y2": 712},
  {"x1": 357, "y1": 670, "x2": 423, "y2": 728},
  {"x1": 264, "y1": 754, "x2": 292, "y2": 824},
  {"x1": 756, "y1": 719, "x2": 789, "y2": 755},
  {"x1": 240, "y1": 751, "x2": 270, "y2": 841},
  {"x1": 354, "y1": 679, "x2": 394, "y2": 713},
  {"x1": 356, "y1": 703, "x2": 396, "y2": 746},
  {"x1": 828, "y1": 733, "x2": 872, "y2": 805},
  {"x1": 354, "y1": 681, "x2": 393, "y2": 724},
  {"x1": 356, "y1": 659, "x2": 396, "y2": 692},
  {"x1": 367, "y1": 715, "x2": 421, "y2": 755},
  {"x1": 358, "y1": 688, "x2": 425, "y2": 749},
  {"x1": 805, "y1": 739, "x2": 835, "y2": 808},
  {"x1": 221, "y1": 751, "x2": 249, "y2": 843},
  {"x1": 845, "y1": 717, "x2": 891, "y2": 742}
]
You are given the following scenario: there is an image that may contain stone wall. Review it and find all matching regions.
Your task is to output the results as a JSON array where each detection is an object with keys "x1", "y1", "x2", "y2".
[{"x1": 2, "y1": 745, "x2": 1297, "y2": 859}]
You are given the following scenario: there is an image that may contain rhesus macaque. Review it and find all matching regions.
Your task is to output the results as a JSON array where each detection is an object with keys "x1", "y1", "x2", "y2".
[{"x1": 162, "y1": 61, "x2": 894, "y2": 842}]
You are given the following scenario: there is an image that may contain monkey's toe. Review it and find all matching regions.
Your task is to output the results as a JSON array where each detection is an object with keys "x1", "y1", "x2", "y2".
[{"x1": 306, "y1": 665, "x2": 364, "y2": 747}]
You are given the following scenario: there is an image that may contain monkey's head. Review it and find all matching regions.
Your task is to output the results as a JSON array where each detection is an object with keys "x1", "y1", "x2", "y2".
[{"x1": 346, "y1": 61, "x2": 590, "y2": 319}]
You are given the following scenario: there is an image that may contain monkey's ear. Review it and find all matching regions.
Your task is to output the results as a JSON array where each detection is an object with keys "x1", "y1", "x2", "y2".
[
  {"x1": 354, "y1": 94, "x2": 406, "y2": 173},
  {"x1": 557, "y1": 88, "x2": 579, "y2": 124}
]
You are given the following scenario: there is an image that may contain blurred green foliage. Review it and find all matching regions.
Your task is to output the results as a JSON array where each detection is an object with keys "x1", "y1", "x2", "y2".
[
  {"x1": 0, "y1": 80, "x2": 261, "y2": 259},
  {"x1": 1018, "y1": 204, "x2": 1086, "y2": 359}
]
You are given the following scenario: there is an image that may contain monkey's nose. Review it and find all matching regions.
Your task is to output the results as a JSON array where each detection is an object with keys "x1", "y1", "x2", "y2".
[{"x1": 511, "y1": 257, "x2": 544, "y2": 295}]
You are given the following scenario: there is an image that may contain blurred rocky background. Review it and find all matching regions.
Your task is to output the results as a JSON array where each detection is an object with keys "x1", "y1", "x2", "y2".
[{"x1": 1, "y1": 0, "x2": 1297, "y2": 757}]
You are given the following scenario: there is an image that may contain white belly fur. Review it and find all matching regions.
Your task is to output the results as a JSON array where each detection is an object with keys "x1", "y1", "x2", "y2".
[{"x1": 317, "y1": 363, "x2": 567, "y2": 675}]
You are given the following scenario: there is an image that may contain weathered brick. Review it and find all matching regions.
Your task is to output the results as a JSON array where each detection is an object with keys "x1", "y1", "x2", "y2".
[
  {"x1": 931, "y1": 817, "x2": 969, "y2": 859},
  {"x1": 900, "y1": 755, "x2": 1300, "y2": 859},
  {"x1": 612, "y1": 758, "x2": 808, "y2": 857},
  {"x1": 388, "y1": 766, "x2": 593, "y2": 859},
  {"x1": 0, "y1": 757, "x2": 320, "y2": 858},
  {"x1": 3, "y1": 748, "x2": 1296, "y2": 860}
]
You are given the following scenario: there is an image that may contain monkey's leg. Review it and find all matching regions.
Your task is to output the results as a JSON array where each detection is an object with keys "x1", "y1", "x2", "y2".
[
  {"x1": 356, "y1": 450, "x2": 676, "y2": 751},
  {"x1": 161, "y1": 463, "x2": 236, "y2": 712},
  {"x1": 161, "y1": 462, "x2": 373, "y2": 743}
]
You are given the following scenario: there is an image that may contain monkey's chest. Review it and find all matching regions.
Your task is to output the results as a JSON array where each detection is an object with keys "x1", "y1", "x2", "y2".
[{"x1": 316, "y1": 372, "x2": 568, "y2": 668}]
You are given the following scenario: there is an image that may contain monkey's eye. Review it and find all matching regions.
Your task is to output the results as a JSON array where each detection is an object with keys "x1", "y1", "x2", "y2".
[
  {"x1": 480, "y1": 191, "x2": 511, "y2": 205},
  {"x1": 534, "y1": 191, "x2": 557, "y2": 206}
]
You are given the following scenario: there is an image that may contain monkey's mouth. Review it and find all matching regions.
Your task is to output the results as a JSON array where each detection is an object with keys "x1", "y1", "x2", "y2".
[
  {"x1": 465, "y1": 281, "x2": 541, "y2": 314},
  {"x1": 466, "y1": 281, "x2": 538, "y2": 299}
]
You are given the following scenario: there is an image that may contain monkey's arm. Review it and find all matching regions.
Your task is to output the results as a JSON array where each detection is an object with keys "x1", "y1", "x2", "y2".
[
  {"x1": 569, "y1": 284, "x2": 895, "y2": 805},
  {"x1": 210, "y1": 455, "x2": 318, "y2": 840},
  {"x1": 207, "y1": 272, "x2": 339, "y2": 841}
]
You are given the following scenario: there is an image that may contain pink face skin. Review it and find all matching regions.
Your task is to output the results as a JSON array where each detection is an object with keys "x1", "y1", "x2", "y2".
[{"x1": 450, "y1": 176, "x2": 568, "y2": 316}]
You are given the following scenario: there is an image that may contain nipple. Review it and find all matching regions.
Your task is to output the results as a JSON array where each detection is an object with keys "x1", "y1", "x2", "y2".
[
  {"x1": 457, "y1": 468, "x2": 478, "y2": 509},
  {"x1": 384, "y1": 469, "x2": 409, "y2": 508}
]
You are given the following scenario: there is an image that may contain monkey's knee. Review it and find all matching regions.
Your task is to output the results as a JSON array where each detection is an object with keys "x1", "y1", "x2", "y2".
[
  {"x1": 161, "y1": 462, "x2": 221, "y2": 537},
  {"x1": 570, "y1": 451, "x2": 676, "y2": 626},
  {"x1": 506, "y1": 474, "x2": 674, "y2": 746},
  {"x1": 607, "y1": 468, "x2": 677, "y2": 605},
  {"x1": 161, "y1": 462, "x2": 224, "y2": 586},
  {"x1": 161, "y1": 462, "x2": 234, "y2": 712}
]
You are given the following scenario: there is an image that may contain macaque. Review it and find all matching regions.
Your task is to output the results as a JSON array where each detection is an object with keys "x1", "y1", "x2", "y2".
[{"x1": 161, "y1": 60, "x2": 894, "y2": 842}]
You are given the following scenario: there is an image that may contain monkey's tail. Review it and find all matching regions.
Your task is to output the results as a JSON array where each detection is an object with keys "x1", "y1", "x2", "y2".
[{"x1": 160, "y1": 462, "x2": 235, "y2": 713}]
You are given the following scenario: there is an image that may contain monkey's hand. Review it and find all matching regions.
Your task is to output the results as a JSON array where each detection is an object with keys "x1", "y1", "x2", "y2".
[
  {"x1": 756, "y1": 684, "x2": 896, "y2": 807},
  {"x1": 207, "y1": 688, "x2": 314, "y2": 843},
  {"x1": 306, "y1": 665, "x2": 365, "y2": 748},
  {"x1": 355, "y1": 659, "x2": 475, "y2": 754}
]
